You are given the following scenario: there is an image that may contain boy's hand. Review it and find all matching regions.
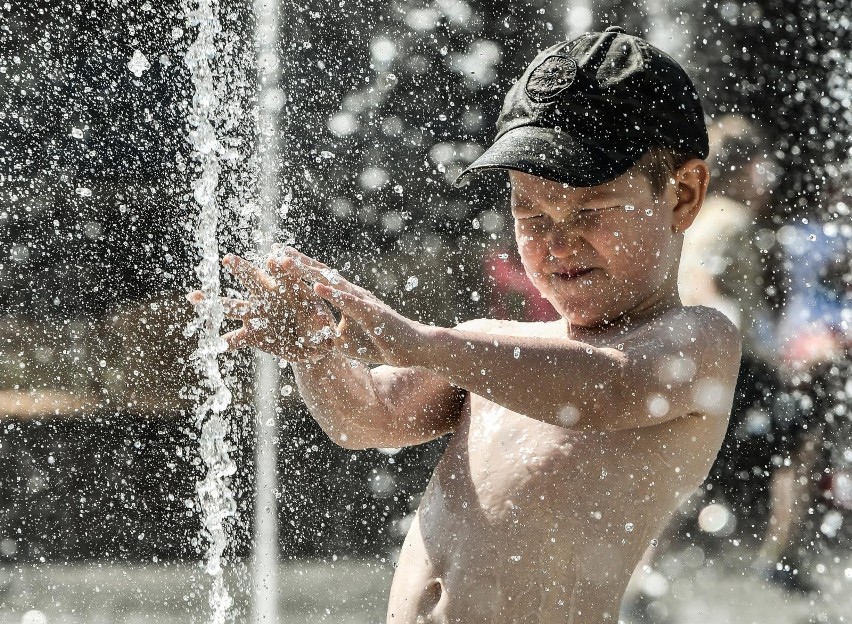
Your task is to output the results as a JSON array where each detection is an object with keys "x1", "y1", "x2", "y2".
[
  {"x1": 272, "y1": 247, "x2": 428, "y2": 368},
  {"x1": 187, "y1": 252, "x2": 337, "y2": 362}
]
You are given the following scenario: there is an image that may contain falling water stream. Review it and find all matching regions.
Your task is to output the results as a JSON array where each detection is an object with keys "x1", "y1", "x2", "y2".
[{"x1": 183, "y1": 1, "x2": 238, "y2": 622}]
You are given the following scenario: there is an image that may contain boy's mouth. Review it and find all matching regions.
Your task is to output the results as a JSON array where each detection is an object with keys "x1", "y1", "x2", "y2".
[{"x1": 552, "y1": 267, "x2": 595, "y2": 281}]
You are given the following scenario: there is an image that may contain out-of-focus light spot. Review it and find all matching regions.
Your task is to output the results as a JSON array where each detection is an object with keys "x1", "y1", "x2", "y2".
[
  {"x1": 381, "y1": 211, "x2": 403, "y2": 233},
  {"x1": 744, "y1": 409, "x2": 771, "y2": 435},
  {"x1": 694, "y1": 378, "x2": 728, "y2": 416},
  {"x1": 10, "y1": 244, "x2": 29, "y2": 262},
  {"x1": 381, "y1": 116, "x2": 404, "y2": 137},
  {"x1": 404, "y1": 8, "x2": 439, "y2": 31},
  {"x1": 358, "y1": 167, "x2": 389, "y2": 191},
  {"x1": 429, "y1": 142, "x2": 456, "y2": 165},
  {"x1": 327, "y1": 112, "x2": 358, "y2": 137},
  {"x1": 557, "y1": 404, "x2": 579, "y2": 427},
  {"x1": 83, "y1": 221, "x2": 102, "y2": 240},
  {"x1": 0, "y1": 539, "x2": 17, "y2": 557},
  {"x1": 21, "y1": 611, "x2": 47, "y2": 624},
  {"x1": 478, "y1": 210, "x2": 504, "y2": 234},
  {"x1": 647, "y1": 394, "x2": 670, "y2": 418},
  {"x1": 370, "y1": 36, "x2": 397, "y2": 65},
  {"x1": 820, "y1": 510, "x2": 843, "y2": 537},
  {"x1": 436, "y1": 0, "x2": 472, "y2": 25},
  {"x1": 660, "y1": 355, "x2": 696, "y2": 383},
  {"x1": 698, "y1": 503, "x2": 733, "y2": 534},
  {"x1": 831, "y1": 473, "x2": 852, "y2": 508},
  {"x1": 393, "y1": 513, "x2": 414, "y2": 537},
  {"x1": 640, "y1": 570, "x2": 669, "y2": 598},
  {"x1": 370, "y1": 468, "x2": 396, "y2": 497},
  {"x1": 567, "y1": 6, "x2": 593, "y2": 34}
]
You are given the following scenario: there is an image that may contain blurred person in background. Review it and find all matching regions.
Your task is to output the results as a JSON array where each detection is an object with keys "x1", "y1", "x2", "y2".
[{"x1": 679, "y1": 115, "x2": 851, "y2": 594}]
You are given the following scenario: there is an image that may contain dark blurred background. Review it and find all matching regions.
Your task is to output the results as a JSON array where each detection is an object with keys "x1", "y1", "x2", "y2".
[{"x1": 0, "y1": 0, "x2": 849, "y2": 568}]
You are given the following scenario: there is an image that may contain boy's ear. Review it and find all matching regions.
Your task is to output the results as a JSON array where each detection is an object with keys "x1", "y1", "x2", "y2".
[{"x1": 670, "y1": 159, "x2": 709, "y2": 233}]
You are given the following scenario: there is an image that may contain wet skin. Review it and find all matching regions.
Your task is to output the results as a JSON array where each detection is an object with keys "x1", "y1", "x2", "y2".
[
  {"x1": 193, "y1": 160, "x2": 740, "y2": 623},
  {"x1": 387, "y1": 316, "x2": 730, "y2": 624}
]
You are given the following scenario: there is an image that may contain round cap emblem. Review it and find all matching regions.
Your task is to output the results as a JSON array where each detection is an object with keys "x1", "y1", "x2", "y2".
[{"x1": 525, "y1": 55, "x2": 578, "y2": 103}]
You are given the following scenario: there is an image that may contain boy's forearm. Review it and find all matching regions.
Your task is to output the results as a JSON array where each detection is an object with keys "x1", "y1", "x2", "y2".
[
  {"x1": 291, "y1": 353, "x2": 387, "y2": 448},
  {"x1": 416, "y1": 326, "x2": 624, "y2": 428}
]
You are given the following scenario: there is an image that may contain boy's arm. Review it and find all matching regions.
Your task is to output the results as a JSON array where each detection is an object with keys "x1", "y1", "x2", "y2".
[
  {"x1": 193, "y1": 252, "x2": 466, "y2": 450},
  {"x1": 415, "y1": 308, "x2": 740, "y2": 431},
  {"x1": 291, "y1": 353, "x2": 465, "y2": 450},
  {"x1": 308, "y1": 254, "x2": 741, "y2": 432}
]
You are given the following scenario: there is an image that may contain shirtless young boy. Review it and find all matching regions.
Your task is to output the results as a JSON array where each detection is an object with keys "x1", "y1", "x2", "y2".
[{"x1": 191, "y1": 27, "x2": 740, "y2": 623}]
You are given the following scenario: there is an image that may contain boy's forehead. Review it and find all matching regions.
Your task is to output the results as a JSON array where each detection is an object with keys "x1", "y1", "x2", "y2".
[{"x1": 509, "y1": 169, "x2": 649, "y2": 202}]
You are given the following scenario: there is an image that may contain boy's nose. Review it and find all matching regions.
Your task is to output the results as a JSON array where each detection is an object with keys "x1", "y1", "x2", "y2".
[{"x1": 546, "y1": 228, "x2": 579, "y2": 258}]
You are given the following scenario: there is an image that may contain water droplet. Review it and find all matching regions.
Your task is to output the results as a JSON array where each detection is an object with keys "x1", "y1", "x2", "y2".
[
  {"x1": 394, "y1": 184, "x2": 404, "y2": 195},
  {"x1": 651, "y1": 539, "x2": 658, "y2": 547},
  {"x1": 404, "y1": 276, "x2": 419, "y2": 291},
  {"x1": 373, "y1": 326, "x2": 384, "y2": 336},
  {"x1": 281, "y1": 384, "x2": 293, "y2": 397},
  {"x1": 470, "y1": 291, "x2": 480, "y2": 302},
  {"x1": 513, "y1": 347, "x2": 521, "y2": 359},
  {"x1": 645, "y1": 209, "x2": 653, "y2": 216},
  {"x1": 127, "y1": 50, "x2": 151, "y2": 77},
  {"x1": 320, "y1": 268, "x2": 341, "y2": 284},
  {"x1": 625, "y1": 522, "x2": 635, "y2": 532},
  {"x1": 71, "y1": 127, "x2": 84, "y2": 139},
  {"x1": 624, "y1": 204, "x2": 636, "y2": 211},
  {"x1": 75, "y1": 187, "x2": 92, "y2": 197}
]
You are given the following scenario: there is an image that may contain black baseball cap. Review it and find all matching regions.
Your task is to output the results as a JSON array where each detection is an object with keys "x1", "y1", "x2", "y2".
[{"x1": 455, "y1": 26, "x2": 708, "y2": 188}]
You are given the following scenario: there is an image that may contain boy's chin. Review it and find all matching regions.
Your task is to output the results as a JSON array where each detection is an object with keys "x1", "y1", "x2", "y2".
[{"x1": 551, "y1": 301, "x2": 625, "y2": 327}]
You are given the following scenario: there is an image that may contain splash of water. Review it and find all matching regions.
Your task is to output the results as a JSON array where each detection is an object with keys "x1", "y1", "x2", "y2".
[{"x1": 183, "y1": 1, "x2": 237, "y2": 622}]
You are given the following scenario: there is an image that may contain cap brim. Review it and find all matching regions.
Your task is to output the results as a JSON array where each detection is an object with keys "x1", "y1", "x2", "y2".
[{"x1": 454, "y1": 125, "x2": 646, "y2": 188}]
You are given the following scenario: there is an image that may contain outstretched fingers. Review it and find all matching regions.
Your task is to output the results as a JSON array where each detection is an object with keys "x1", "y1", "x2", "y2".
[
  {"x1": 186, "y1": 291, "x2": 253, "y2": 320},
  {"x1": 313, "y1": 282, "x2": 378, "y2": 327},
  {"x1": 273, "y1": 247, "x2": 381, "y2": 303},
  {"x1": 222, "y1": 327, "x2": 251, "y2": 350},
  {"x1": 223, "y1": 254, "x2": 274, "y2": 294}
]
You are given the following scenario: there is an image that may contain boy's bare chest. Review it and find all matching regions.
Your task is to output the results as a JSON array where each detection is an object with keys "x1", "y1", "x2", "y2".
[{"x1": 421, "y1": 394, "x2": 702, "y2": 539}]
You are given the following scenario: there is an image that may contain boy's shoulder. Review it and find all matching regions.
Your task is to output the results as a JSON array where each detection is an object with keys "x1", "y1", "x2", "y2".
[
  {"x1": 634, "y1": 304, "x2": 740, "y2": 353},
  {"x1": 636, "y1": 304, "x2": 741, "y2": 385}
]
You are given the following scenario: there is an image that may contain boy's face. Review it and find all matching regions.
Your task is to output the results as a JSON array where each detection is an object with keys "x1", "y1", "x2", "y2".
[{"x1": 511, "y1": 168, "x2": 683, "y2": 327}]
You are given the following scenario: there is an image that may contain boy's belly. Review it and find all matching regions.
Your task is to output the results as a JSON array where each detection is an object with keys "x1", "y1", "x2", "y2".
[{"x1": 386, "y1": 398, "x2": 705, "y2": 624}]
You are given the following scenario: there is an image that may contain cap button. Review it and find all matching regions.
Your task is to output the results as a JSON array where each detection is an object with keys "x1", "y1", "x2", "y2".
[{"x1": 604, "y1": 26, "x2": 626, "y2": 34}]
